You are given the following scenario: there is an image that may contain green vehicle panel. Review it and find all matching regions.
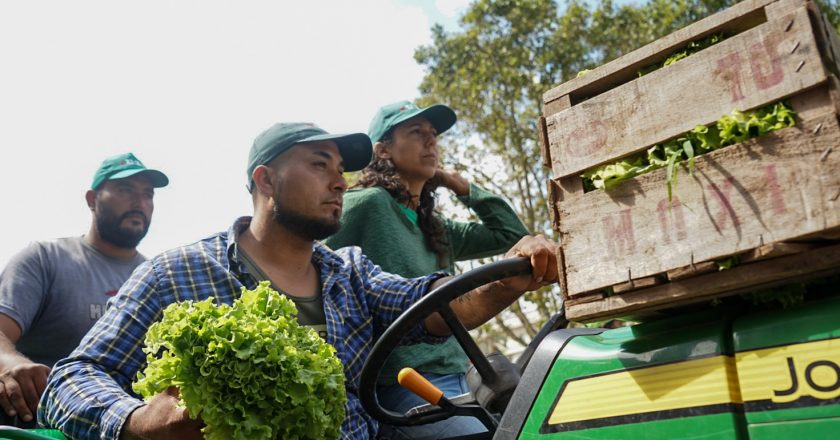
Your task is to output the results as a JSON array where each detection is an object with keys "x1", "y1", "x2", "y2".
[{"x1": 499, "y1": 297, "x2": 840, "y2": 439}]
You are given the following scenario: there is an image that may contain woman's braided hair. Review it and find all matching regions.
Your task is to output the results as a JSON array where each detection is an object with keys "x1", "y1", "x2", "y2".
[{"x1": 354, "y1": 132, "x2": 449, "y2": 267}]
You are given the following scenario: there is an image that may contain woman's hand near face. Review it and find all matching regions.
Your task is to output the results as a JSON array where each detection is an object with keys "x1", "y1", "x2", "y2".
[{"x1": 434, "y1": 167, "x2": 470, "y2": 196}]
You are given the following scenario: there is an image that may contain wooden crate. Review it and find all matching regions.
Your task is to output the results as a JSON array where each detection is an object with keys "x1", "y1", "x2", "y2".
[{"x1": 538, "y1": 0, "x2": 840, "y2": 321}]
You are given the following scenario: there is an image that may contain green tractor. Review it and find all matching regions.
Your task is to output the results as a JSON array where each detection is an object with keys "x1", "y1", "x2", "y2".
[{"x1": 361, "y1": 258, "x2": 840, "y2": 439}]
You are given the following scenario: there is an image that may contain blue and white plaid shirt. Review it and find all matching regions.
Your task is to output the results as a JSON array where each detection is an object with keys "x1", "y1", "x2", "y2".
[{"x1": 39, "y1": 217, "x2": 446, "y2": 439}]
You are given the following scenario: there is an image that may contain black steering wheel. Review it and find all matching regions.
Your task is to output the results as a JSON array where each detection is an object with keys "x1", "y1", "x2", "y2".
[{"x1": 359, "y1": 257, "x2": 532, "y2": 428}]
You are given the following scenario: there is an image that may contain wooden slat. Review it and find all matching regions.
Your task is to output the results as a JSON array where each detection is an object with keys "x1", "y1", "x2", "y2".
[
  {"x1": 740, "y1": 242, "x2": 821, "y2": 262},
  {"x1": 543, "y1": 0, "x2": 787, "y2": 104},
  {"x1": 545, "y1": 6, "x2": 826, "y2": 179},
  {"x1": 815, "y1": 3, "x2": 840, "y2": 76},
  {"x1": 557, "y1": 244, "x2": 570, "y2": 301},
  {"x1": 559, "y1": 110, "x2": 840, "y2": 296},
  {"x1": 764, "y1": 0, "x2": 810, "y2": 19},
  {"x1": 667, "y1": 260, "x2": 718, "y2": 281},
  {"x1": 564, "y1": 291, "x2": 605, "y2": 306},
  {"x1": 612, "y1": 275, "x2": 662, "y2": 294},
  {"x1": 537, "y1": 116, "x2": 551, "y2": 169},
  {"x1": 794, "y1": 226, "x2": 840, "y2": 240},
  {"x1": 547, "y1": 179, "x2": 561, "y2": 231},
  {"x1": 544, "y1": 94, "x2": 571, "y2": 118},
  {"x1": 566, "y1": 242, "x2": 840, "y2": 322}
]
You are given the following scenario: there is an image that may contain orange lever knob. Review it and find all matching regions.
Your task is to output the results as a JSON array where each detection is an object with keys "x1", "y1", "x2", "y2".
[{"x1": 397, "y1": 367, "x2": 444, "y2": 406}]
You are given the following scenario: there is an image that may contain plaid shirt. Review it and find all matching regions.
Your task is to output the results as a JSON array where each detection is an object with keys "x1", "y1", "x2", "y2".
[{"x1": 39, "y1": 217, "x2": 445, "y2": 440}]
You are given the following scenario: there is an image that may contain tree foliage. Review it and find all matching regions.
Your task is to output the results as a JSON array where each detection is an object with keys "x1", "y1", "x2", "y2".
[{"x1": 415, "y1": 0, "x2": 840, "y2": 353}]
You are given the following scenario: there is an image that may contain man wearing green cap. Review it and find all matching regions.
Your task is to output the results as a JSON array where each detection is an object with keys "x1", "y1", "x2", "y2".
[
  {"x1": 0, "y1": 153, "x2": 168, "y2": 427},
  {"x1": 39, "y1": 122, "x2": 558, "y2": 440}
]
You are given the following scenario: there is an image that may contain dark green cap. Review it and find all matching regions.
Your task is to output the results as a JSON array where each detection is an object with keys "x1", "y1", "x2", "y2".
[
  {"x1": 368, "y1": 101, "x2": 457, "y2": 143},
  {"x1": 90, "y1": 152, "x2": 169, "y2": 190},
  {"x1": 247, "y1": 122, "x2": 372, "y2": 191}
]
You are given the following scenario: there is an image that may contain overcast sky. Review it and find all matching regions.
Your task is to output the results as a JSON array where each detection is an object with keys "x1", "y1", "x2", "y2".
[{"x1": 0, "y1": 0, "x2": 470, "y2": 268}]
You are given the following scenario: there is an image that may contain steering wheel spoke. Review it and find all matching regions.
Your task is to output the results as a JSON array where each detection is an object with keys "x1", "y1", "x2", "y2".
[
  {"x1": 437, "y1": 304, "x2": 498, "y2": 383},
  {"x1": 359, "y1": 257, "x2": 533, "y2": 428}
]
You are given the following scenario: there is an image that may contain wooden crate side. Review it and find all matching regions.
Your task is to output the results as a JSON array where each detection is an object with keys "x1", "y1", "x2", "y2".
[
  {"x1": 559, "y1": 110, "x2": 840, "y2": 296},
  {"x1": 545, "y1": 6, "x2": 827, "y2": 179},
  {"x1": 538, "y1": 116, "x2": 551, "y2": 169},
  {"x1": 565, "y1": 242, "x2": 840, "y2": 322},
  {"x1": 542, "y1": 0, "x2": 785, "y2": 108},
  {"x1": 816, "y1": 3, "x2": 840, "y2": 76}
]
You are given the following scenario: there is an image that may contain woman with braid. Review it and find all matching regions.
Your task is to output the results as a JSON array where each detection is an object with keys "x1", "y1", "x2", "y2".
[{"x1": 325, "y1": 100, "x2": 528, "y2": 439}]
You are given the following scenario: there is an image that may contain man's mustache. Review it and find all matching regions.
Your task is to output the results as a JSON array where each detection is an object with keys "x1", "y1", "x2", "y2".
[{"x1": 120, "y1": 210, "x2": 149, "y2": 225}]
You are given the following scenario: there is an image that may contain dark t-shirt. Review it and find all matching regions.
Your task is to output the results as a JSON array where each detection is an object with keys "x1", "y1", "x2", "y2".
[{"x1": 237, "y1": 246, "x2": 328, "y2": 339}]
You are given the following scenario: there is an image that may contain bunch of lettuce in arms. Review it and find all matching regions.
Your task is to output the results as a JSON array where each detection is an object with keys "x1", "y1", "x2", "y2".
[{"x1": 133, "y1": 281, "x2": 346, "y2": 440}]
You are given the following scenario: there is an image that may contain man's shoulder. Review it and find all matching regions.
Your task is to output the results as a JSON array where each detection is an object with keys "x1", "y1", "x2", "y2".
[
  {"x1": 146, "y1": 231, "x2": 230, "y2": 269},
  {"x1": 11, "y1": 236, "x2": 83, "y2": 262},
  {"x1": 318, "y1": 243, "x2": 373, "y2": 278}
]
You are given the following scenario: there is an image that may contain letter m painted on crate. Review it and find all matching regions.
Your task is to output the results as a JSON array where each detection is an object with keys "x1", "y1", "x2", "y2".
[{"x1": 603, "y1": 209, "x2": 635, "y2": 256}]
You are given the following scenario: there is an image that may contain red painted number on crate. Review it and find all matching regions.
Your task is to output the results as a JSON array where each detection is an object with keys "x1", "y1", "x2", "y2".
[
  {"x1": 765, "y1": 164, "x2": 788, "y2": 215},
  {"x1": 599, "y1": 166, "x2": 789, "y2": 257},
  {"x1": 751, "y1": 38, "x2": 784, "y2": 90},
  {"x1": 657, "y1": 197, "x2": 688, "y2": 244},
  {"x1": 716, "y1": 36, "x2": 784, "y2": 103},
  {"x1": 603, "y1": 209, "x2": 635, "y2": 256},
  {"x1": 708, "y1": 177, "x2": 741, "y2": 230},
  {"x1": 564, "y1": 120, "x2": 608, "y2": 157}
]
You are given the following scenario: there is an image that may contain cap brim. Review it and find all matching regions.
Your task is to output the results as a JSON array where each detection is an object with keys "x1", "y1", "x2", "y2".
[
  {"x1": 415, "y1": 104, "x2": 457, "y2": 136},
  {"x1": 386, "y1": 104, "x2": 457, "y2": 140},
  {"x1": 108, "y1": 169, "x2": 170, "y2": 188},
  {"x1": 301, "y1": 132, "x2": 372, "y2": 172}
]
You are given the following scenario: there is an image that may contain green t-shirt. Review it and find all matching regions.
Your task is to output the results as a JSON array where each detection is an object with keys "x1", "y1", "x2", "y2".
[{"x1": 324, "y1": 183, "x2": 528, "y2": 384}]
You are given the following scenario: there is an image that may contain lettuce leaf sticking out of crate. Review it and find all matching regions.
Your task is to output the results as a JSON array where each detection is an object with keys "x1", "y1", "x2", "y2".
[{"x1": 582, "y1": 102, "x2": 797, "y2": 198}]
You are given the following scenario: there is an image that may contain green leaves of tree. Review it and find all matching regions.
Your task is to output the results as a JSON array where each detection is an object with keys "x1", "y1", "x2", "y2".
[
  {"x1": 133, "y1": 282, "x2": 346, "y2": 440},
  {"x1": 414, "y1": 0, "x2": 839, "y2": 335}
]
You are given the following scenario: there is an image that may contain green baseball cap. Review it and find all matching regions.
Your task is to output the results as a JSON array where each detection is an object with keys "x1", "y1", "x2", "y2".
[
  {"x1": 368, "y1": 100, "x2": 457, "y2": 143},
  {"x1": 90, "y1": 152, "x2": 169, "y2": 190},
  {"x1": 247, "y1": 122, "x2": 372, "y2": 191}
]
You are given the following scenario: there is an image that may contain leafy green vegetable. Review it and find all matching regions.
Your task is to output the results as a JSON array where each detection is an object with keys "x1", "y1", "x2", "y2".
[
  {"x1": 582, "y1": 102, "x2": 796, "y2": 196},
  {"x1": 133, "y1": 282, "x2": 346, "y2": 440},
  {"x1": 637, "y1": 33, "x2": 726, "y2": 77},
  {"x1": 581, "y1": 31, "x2": 796, "y2": 197},
  {"x1": 715, "y1": 255, "x2": 739, "y2": 271}
]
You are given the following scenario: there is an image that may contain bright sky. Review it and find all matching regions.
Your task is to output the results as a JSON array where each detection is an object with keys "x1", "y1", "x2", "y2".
[{"x1": 0, "y1": 0, "x2": 470, "y2": 268}]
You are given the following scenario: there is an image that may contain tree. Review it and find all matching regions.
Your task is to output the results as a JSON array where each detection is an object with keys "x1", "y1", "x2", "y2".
[{"x1": 415, "y1": 0, "x2": 840, "y2": 353}]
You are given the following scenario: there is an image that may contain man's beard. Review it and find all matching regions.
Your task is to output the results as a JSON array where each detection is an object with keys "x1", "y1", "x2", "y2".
[
  {"x1": 273, "y1": 200, "x2": 340, "y2": 241},
  {"x1": 96, "y1": 206, "x2": 149, "y2": 249}
]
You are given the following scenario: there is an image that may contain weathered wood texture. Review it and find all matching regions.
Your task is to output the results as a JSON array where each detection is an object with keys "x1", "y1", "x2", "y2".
[
  {"x1": 566, "y1": 243, "x2": 840, "y2": 322},
  {"x1": 612, "y1": 275, "x2": 662, "y2": 294},
  {"x1": 540, "y1": 1, "x2": 840, "y2": 318},
  {"x1": 543, "y1": 0, "x2": 787, "y2": 110},
  {"x1": 558, "y1": 108, "x2": 840, "y2": 297},
  {"x1": 545, "y1": 5, "x2": 826, "y2": 179},
  {"x1": 538, "y1": 116, "x2": 551, "y2": 169},
  {"x1": 814, "y1": 2, "x2": 840, "y2": 76}
]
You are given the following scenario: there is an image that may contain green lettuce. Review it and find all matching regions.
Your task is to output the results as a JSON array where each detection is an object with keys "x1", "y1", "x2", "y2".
[
  {"x1": 132, "y1": 281, "x2": 346, "y2": 440},
  {"x1": 582, "y1": 102, "x2": 796, "y2": 197}
]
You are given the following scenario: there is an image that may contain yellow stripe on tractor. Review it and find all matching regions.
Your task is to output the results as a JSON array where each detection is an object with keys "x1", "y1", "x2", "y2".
[
  {"x1": 737, "y1": 338, "x2": 840, "y2": 404},
  {"x1": 548, "y1": 355, "x2": 742, "y2": 425}
]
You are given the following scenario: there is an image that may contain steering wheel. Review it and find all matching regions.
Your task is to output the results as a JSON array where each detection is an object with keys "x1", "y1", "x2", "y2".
[{"x1": 359, "y1": 257, "x2": 532, "y2": 428}]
